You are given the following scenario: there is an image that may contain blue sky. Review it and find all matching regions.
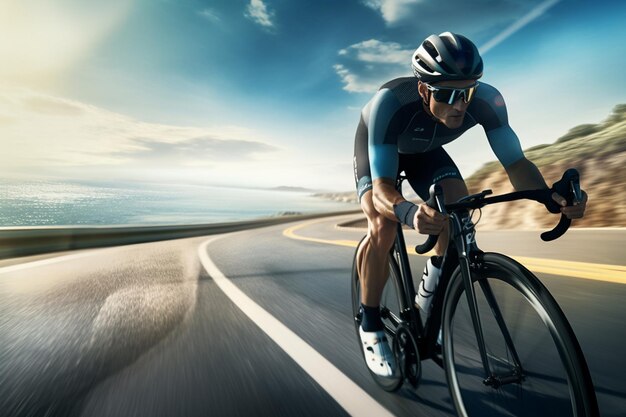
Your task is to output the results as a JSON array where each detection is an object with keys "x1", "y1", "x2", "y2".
[{"x1": 1, "y1": 0, "x2": 625, "y2": 190}]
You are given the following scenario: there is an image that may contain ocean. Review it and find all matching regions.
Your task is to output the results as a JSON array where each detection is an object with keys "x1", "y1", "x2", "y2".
[{"x1": 0, "y1": 180, "x2": 357, "y2": 227}]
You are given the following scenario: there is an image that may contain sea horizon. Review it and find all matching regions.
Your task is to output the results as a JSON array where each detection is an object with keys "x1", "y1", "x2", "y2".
[{"x1": 0, "y1": 178, "x2": 357, "y2": 227}]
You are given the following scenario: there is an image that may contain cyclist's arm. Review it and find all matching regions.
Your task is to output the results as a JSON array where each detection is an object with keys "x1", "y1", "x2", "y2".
[
  {"x1": 476, "y1": 84, "x2": 548, "y2": 191},
  {"x1": 480, "y1": 88, "x2": 587, "y2": 216},
  {"x1": 504, "y1": 157, "x2": 548, "y2": 191},
  {"x1": 485, "y1": 122, "x2": 549, "y2": 192},
  {"x1": 506, "y1": 157, "x2": 588, "y2": 218},
  {"x1": 367, "y1": 88, "x2": 404, "y2": 221},
  {"x1": 506, "y1": 156, "x2": 588, "y2": 219},
  {"x1": 489, "y1": 126, "x2": 551, "y2": 192},
  {"x1": 477, "y1": 85, "x2": 587, "y2": 217}
]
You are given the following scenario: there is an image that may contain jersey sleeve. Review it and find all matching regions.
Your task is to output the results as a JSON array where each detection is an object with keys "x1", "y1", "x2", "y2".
[
  {"x1": 472, "y1": 84, "x2": 525, "y2": 168},
  {"x1": 367, "y1": 88, "x2": 401, "y2": 181},
  {"x1": 486, "y1": 125, "x2": 525, "y2": 168}
]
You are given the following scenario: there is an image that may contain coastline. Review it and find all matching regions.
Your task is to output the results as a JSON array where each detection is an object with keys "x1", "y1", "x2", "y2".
[{"x1": 311, "y1": 191, "x2": 359, "y2": 205}]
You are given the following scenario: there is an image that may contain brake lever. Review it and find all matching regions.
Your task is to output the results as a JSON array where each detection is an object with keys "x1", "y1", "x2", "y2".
[
  {"x1": 541, "y1": 168, "x2": 580, "y2": 241},
  {"x1": 571, "y1": 177, "x2": 582, "y2": 204}
]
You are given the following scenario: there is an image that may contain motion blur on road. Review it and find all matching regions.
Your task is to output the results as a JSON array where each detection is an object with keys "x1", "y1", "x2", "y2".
[{"x1": 1, "y1": 214, "x2": 625, "y2": 417}]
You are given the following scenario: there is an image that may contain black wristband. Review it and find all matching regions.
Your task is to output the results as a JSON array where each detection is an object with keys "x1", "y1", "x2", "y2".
[{"x1": 393, "y1": 201, "x2": 418, "y2": 229}]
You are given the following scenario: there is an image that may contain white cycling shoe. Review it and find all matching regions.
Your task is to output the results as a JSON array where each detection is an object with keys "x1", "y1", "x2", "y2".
[{"x1": 359, "y1": 325, "x2": 397, "y2": 377}]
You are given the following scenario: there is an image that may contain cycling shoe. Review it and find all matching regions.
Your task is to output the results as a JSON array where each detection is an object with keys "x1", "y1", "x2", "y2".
[{"x1": 359, "y1": 325, "x2": 397, "y2": 377}]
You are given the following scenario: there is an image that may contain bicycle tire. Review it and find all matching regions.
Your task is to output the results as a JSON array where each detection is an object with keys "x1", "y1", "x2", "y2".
[
  {"x1": 442, "y1": 253, "x2": 599, "y2": 417},
  {"x1": 351, "y1": 237, "x2": 404, "y2": 392}
]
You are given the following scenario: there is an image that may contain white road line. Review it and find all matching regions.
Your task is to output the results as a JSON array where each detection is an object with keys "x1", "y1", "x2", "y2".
[
  {"x1": 198, "y1": 237, "x2": 394, "y2": 417},
  {"x1": 0, "y1": 251, "x2": 99, "y2": 274}
]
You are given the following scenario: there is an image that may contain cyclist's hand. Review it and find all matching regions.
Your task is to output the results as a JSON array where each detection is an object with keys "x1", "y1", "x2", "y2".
[
  {"x1": 413, "y1": 204, "x2": 448, "y2": 235},
  {"x1": 551, "y1": 189, "x2": 588, "y2": 219}
]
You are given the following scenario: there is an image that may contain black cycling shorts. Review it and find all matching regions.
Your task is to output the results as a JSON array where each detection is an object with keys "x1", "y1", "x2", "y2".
[{"x1": 353, "y1": 116, "x2": 464, "y2": 202}]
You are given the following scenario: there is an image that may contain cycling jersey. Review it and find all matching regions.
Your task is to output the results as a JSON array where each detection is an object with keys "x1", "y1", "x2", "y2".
[{"x1": 353, "y1": 77, "x2": 525, "y2": 201}]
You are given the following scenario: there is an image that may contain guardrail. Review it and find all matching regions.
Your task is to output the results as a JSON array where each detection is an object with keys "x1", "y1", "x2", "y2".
[{"x1": 0, "y1": 210, "x2": 361, "y2": 260}]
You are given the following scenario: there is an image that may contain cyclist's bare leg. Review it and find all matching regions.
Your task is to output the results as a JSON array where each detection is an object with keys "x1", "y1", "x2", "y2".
[
  {"x1": 357, "y1": 190, "x2": 397, "y2": 306},
  {"x1": 356, "y1": 179, "x2": 467, "y2": 304},
  {"x1": 433, "y1": 178, "x2": 469, "y2": 256}
]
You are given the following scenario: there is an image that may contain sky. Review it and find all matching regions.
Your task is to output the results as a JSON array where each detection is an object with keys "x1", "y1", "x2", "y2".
[{"x1": 1, "y1": 0, "x2": 625, "y2": 191}]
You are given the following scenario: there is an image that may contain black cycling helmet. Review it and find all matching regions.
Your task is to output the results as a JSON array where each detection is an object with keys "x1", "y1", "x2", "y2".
[{"x1": 412, "y1": 32, "x2": 483, "y2": 83}]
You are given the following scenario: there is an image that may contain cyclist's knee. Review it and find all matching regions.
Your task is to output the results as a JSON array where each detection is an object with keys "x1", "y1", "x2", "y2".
[
  {"x1": 360, "y1": 191, "x2": 397, "y2": 249},
  {"x1": 370, "y1": 216, "x2": 396, "y2": 250}
]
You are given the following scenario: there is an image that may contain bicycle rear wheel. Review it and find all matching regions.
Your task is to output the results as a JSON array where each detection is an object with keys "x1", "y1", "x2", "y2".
[
  {"x1": 351, "y1": 237, "x2": 404, "y2": 392},
  {"x1": 442, "y1": 253, "x2": 599, "y2": 417}
]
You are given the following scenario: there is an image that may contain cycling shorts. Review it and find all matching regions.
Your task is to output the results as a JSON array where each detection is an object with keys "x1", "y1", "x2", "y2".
[{"x1": 353, "y1": 116, "x2": 464, "y2": 202}]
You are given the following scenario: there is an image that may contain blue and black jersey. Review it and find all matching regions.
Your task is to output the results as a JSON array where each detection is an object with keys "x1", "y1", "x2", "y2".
[{"x1": 353, "y1": 76, "x2": 525, "y2": 201}]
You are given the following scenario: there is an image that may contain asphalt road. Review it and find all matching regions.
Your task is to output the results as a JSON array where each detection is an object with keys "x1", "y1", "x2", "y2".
[{"x1": 1, "y1": 214, "x2": 624, "y2": 417}]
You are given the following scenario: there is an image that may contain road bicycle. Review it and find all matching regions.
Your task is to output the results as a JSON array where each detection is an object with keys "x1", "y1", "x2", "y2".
[{"x1": 351, "y1": 169, "x2": 599, "y2": 417}]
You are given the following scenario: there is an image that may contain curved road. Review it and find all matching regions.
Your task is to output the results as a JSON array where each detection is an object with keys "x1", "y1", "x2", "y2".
[{"x1": 1, "y1": 214, "x2": 625, "y2": 416}]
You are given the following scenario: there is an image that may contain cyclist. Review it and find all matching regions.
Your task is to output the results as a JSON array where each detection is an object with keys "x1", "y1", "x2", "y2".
[{"x1": 353, "y1": 31, "x2": 588, "y2": 377}]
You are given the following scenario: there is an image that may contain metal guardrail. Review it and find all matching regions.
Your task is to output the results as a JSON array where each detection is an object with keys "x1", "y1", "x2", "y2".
[{"x1": 0, "y1": 210, "x2": 361, "y2": 260}]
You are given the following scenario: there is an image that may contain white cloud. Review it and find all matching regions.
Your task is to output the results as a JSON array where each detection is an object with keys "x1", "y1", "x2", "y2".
[
  {"x1": 122, "y1": 137, "x2": 277, "y2": 164},
  {"x1": 362, "y1": 0, "x2": 421, "y2": 25},
  {"x1": 0, "y1": 88, "x2": 356, "y2": 189},
  {"x1": 336, "y1": 0, "x2": 564, "y2": 93},
  {"x1": 0, "y1": 87, "x2": 279, "y2": 177},
  {"x1": 334, "y1": 40, "x2": 413, "y2": 93},
  {"x1": 198, "y1": 8, "x2": 221, "y2": 23},
  {"x1": 245, "y1": 0, "x2": 275, "y2": 29},
  {"x1": 338, "y1": 39, "x2": 410, "y2": 64},
  {"x1": 334, "y1": 64, "x2": 380, "y2": 94}
]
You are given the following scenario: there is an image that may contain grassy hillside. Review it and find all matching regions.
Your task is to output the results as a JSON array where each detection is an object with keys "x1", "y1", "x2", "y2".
[{"x1": 466, "y1": 103, "x2": 626, "y2": 229}]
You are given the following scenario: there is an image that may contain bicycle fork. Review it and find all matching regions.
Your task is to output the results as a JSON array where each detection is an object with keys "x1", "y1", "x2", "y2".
[{"x1": 451, "y1": 213, "x2": 524, "y2": 388}]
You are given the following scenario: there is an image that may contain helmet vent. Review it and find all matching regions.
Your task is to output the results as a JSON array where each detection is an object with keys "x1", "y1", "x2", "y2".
[
  {"x1": 411, "y1": 32, "x2": 483, "y2": 83},
  {"x1": 423, "y1": 41, "x2": 437, "y2": 58},
  {"x1": 438, "y1": 60, "x2": 455, "y2": 75},
  {"x1": 417, "y1": 59, "x2": 434, "y2": 74}
]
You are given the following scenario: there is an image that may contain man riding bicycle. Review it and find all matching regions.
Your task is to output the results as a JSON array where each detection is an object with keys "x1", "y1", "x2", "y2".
[{"x1": 353, "y1": 31, "x2": 588, "y2": 377}]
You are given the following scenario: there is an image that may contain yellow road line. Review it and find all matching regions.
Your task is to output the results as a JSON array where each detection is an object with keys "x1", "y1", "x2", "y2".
[
  {"x1": 283, "y1": 219, "x2": 626, "y2": 285},
  {"x1": 511, "y1": 257, "x2": 626, "y2": 285},
  {"x1": 283, "y1": 218, "x2": 358, "y2": 248}
]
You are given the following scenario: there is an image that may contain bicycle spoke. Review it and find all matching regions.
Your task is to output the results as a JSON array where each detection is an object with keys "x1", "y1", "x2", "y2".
[
  {"x1": 452, "y1": 290, "x2": 573, "y2": 414},
  {"x1": 444, "y1": 258, "x2": 587, "y2": 417},
  {"x1": 478, "y1": 279, "x2": 522, "y2": 369}
]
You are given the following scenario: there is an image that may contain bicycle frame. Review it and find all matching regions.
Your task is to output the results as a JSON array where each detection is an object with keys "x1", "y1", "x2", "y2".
[
  {"x1": 390, "y1": 177, "x2": 524, "y2": 380},
  {"x1": 446, "y1": 210, "x2": 524, "y2": 384}
]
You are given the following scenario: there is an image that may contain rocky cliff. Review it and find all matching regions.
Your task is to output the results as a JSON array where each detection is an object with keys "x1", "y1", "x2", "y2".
[{"x1": 466, "y1": 104, "x2": 626, "y2": 229}]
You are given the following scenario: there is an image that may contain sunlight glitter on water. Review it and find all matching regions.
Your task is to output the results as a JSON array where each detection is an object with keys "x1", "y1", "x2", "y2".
[{"x1": 0, "y1": 180, "x2": 355, "y2": 227}]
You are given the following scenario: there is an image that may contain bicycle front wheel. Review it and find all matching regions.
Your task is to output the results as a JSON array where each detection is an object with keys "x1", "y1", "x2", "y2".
[
  {"x1": 351, "y1": 237, "x2": 404, "y2": 392},
  {"x1": 442, "y1": 253, "x2": 599, "y2": 417}
]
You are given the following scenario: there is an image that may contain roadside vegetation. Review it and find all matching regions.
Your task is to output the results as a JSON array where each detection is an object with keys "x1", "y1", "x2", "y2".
[{"x1": 467, "y1": 104, "x2": 626, "y2": 229}]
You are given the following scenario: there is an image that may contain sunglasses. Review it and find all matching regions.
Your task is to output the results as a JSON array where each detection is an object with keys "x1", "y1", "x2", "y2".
[{"x1": 424, "y1": 82, "x2": 479, "y2": 105}]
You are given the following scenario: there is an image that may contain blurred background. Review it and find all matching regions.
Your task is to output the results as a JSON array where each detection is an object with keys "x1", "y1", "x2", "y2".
[
  {"x1": 1, "y1": 0, "x2": 624, "y2": 226},
  {"x1": 1, "y1": 3, "x2": 625, "y2": 417}
]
